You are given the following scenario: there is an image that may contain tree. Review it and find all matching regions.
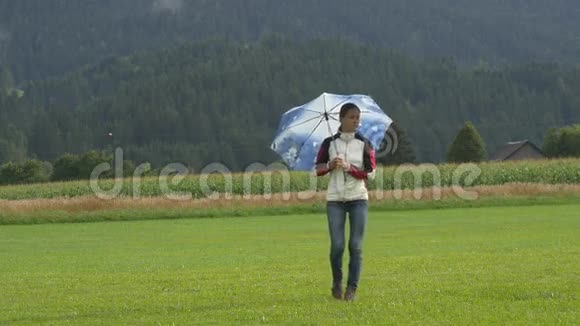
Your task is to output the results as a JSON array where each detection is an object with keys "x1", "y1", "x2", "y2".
[
  {"x1": 543, "y1": 127, "x2": 562, "y2": 157},
  {"x1": 446, "y1": 121, "x2": 487, "y2": 163},
  {"x1": 28, "y1": 110, "x2": 63, "y2": 161},
  {"x1": 0, "y1": 124, "x2": 27, "y2": 163},
  {"x1": 560, "y1": 125, "x2": 580, "y2": 158},
  {"x1": 376, "y1": 122, "x2": 416, "y2": 165},
  {"x1": 77, "y1": 150, "x2": 114, "y2": 179},
  {"x1": 0, "y1": 65, "x2": 14, "y2": 94},
  {"x1": 52, "y1": 153, "x2": 81, "y2": 181},
  {"x1": 0, "y1": 159, "x2": 51, "y2": 185},
  {"x1": 544, "y1": 124, "x2": 580, "y2": 158}
]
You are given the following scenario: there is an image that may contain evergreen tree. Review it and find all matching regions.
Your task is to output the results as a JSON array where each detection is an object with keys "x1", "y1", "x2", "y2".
[
  {"x1": 28, "y1": 110, "x2": 63, "y2": 161},
  {"x1": 376, "y1": 122, "x2": 416, "y2": 166},
  {"x1": 0, "y1": 65, "x2": 14, "y2": 94},
  {"x1": 0, "y1": 124, "x2": 27, "y2": 163},
  {"x1": 447, "y1": 121, "x2": 487, "y2": 163}
]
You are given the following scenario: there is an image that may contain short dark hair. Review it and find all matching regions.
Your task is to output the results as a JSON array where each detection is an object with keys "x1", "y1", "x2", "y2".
[{"x1": 339, "y1": 103, "x2": 360, "y2": 118}]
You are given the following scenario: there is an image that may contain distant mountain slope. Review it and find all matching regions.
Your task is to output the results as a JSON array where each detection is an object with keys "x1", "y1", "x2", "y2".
[
  {"x1": 1, "y1": 0, "x2": 579, "y2": 81},
  {"x1": 1, "y1": 38, "x2": 579, "y2": 168}
]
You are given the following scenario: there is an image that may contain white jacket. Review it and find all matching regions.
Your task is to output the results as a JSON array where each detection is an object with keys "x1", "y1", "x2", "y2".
[{"x1": 316, "y1": 132, "x2": 376, "y2": 202}]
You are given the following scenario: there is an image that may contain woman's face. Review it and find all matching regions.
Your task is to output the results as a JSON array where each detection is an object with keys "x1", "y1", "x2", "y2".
[{"x1": 340, "y1": 109, "x2": 360, "y2": 133}]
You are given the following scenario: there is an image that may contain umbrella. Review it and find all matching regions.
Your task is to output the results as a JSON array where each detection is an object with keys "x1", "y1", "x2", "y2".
[{"x1": 271, "y1": 92, "x2": 393, "y2": 170}]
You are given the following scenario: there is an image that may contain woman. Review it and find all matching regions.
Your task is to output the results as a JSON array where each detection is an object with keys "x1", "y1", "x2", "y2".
[{"x1": 315, "y1": 102, "x2": 376, "y2": 301}]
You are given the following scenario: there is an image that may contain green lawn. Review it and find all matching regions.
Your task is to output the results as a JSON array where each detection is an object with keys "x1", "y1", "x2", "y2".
[{"x1": 0, "y1": 205, "x2": 578, "y2": 324}]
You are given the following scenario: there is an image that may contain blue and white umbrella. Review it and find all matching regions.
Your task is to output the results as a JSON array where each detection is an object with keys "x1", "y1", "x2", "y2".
[{"x1": 271, "y1": 92, "x2": 393, "y2": 170}]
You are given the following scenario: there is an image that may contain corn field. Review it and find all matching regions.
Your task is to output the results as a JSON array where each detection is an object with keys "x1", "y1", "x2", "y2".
[{"x1": 0, "y1": 158, "x2": 579, "y2": 200}]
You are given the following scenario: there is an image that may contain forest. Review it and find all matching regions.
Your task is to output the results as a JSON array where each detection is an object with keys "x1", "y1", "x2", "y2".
[
  {"x1": 1, "y1": 37, "x2": 579, "y2": 171},
  {"x1": 1, "y1": 0, "x2": 579, "y2": 82}
]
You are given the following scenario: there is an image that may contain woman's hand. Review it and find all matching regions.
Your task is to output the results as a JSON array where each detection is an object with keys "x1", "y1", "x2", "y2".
[
  {"x1": 329, "y1": 157, "x2": 350, "y2": 171},
  {"x1": 328, "y1": 157, "x2": 342, "y2": 170}
]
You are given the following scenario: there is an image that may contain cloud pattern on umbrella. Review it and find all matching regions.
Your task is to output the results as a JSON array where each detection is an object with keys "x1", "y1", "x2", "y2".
[{"x1": 271, "y1": 93, "x2": 393, "y2": 170}]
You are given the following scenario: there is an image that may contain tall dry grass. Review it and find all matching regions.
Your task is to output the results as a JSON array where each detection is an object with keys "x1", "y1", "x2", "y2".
[{"x1": 2, "y1": 183, "x2": 580, "y2": 214}]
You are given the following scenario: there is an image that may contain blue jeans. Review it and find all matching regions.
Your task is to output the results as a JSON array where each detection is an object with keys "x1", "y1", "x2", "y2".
[{"x1": 326, "y1": 200, "x2": 368, "y2": 289}]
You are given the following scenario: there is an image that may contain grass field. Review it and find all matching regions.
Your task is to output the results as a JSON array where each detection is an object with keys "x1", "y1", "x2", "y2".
[{"x1": 1, "y1": 205, "x2": 578, "y2": 324}]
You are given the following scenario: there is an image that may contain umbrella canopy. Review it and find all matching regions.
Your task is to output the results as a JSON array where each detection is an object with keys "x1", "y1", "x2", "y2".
[{"x1": 271, "y1": 92, "x2": 393, "y2": 170}]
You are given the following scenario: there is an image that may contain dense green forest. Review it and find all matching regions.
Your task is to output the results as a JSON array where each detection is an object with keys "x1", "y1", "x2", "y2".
[
  {"x1": 1, "y1": 0, "x2": 579, "y2": 82},
  {"x1": 1, "y1": 38, "x2": 579, "y2": 171}
]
